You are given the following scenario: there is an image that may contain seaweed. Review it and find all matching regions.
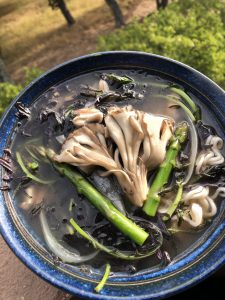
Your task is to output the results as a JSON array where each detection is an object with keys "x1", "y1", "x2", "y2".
[
  {"x1": 40, "y1": 108, "x2": 64, "y2": 126},
  {"x1": 196, "y1": 121, "x2": 217, "y2": 149}
]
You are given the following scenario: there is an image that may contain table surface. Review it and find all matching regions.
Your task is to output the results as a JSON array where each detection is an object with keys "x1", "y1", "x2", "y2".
[{"x1": 0, "y1": 235, "x2": 224, "y2": 300}]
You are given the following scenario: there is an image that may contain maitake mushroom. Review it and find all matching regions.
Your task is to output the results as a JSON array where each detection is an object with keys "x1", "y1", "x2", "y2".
[
  {"x1": 55, "y1": 106, "x2": 174, "y2": 207},
  {"x1": 72, "y1": 107, "x2": 103, "y2": 127}
]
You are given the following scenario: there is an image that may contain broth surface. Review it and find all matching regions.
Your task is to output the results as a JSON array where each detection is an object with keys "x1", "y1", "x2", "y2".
[{"x1": 10, "y1": 68, "x2": 224, "y2": 276}]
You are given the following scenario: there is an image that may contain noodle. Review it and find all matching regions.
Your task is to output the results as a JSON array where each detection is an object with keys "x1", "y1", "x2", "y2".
[
  {"x1": 181, "y1": 185, "x2": 217, "y2": 227},
  {"x1": 195, "y1": 135, "x2": 224, "y2": 174}
]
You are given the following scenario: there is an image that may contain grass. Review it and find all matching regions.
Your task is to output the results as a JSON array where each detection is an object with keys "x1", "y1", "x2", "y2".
[{"x1": 0, "y1": 0, "x2": 155, "y2": 82}]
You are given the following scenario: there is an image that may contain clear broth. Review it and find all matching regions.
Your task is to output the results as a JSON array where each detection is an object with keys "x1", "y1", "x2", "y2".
[{"x1": 10, "y1": 68, "x2": 223, "y2": 276}]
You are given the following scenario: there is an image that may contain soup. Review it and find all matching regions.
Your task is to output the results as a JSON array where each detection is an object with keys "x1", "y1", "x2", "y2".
[{"x1": 3, "y1": 69, "x2": 225, "y2": 291}]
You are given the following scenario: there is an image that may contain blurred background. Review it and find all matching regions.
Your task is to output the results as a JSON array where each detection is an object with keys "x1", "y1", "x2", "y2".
[
  {"x1": 0, "y1": 0, "x2": 225, "y2": 299},
  {"x1": 1, "y1": 0, "x2": 225, "y2": 117}
]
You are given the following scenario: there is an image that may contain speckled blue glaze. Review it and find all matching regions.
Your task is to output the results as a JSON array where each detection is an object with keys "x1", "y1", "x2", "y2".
[{"x1": 1, "y1": 52, "x2": 225, "y2": 300}]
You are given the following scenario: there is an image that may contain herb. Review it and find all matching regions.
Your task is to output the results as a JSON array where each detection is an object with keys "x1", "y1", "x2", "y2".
[
  {"x1": 16, "y1": 152, "x2": 53, "y2": 185},
  {"x1": 102, "y1": 73, "x2": 133, "y2": 84},
  {"x1": 28, "y1": 161, "x2": 39, "y2": 171},
  {"x1": 95, "y1": 263, "x2": 111, "y2": 293},
  {"x1": 70, "y1": 218, "x2": 161, "y2": 260}
]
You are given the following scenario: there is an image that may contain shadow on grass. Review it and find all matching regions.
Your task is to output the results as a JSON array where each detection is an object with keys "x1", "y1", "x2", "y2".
[
  {"x1": 7, "y1": 0, "x2": 144, "y2": 80},
  {"x1": 0, "y1": 2, "x2": 18, "y2": 18},
  {"x1": 0, "y1": 0, "x2": 30, "y2": 18}
]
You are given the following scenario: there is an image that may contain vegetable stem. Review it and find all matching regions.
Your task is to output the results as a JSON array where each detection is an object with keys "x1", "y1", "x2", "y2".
[
  {"x1": 16, "y1": 152, "x2": 53, "y2": 185},
  {"x1": 170, "y1": 87, "x2": 201, "y2": 121},
  {"x1": 46, "y1": 151, "x2": 149, "y2": 246},
  {"x1": 163, "y1": 182, "x2": 183, "y2": 221},
  {"x1": 152, "y1": 95, "x2": 196, "y2": 122},
  {"x1": 70, "y1": 218, "x2": 161, "y2": 260},
  {"x1": 143, "y1": 122, "x2": 188, "y2": 217},
  {"x1": 40, "y1": 211, "x2": 98, "y2": 264},
  {"x1": 95, "y1": 263, "x2": 111, "y2": 293},
  {"x1": 171, "y1": 98, "x2": 196, "y2": 122}
]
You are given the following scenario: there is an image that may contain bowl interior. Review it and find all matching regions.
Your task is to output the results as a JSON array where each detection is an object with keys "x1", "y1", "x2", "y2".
[{"x1": 1, "y1": 52, "x2": 225, "y2": 300}]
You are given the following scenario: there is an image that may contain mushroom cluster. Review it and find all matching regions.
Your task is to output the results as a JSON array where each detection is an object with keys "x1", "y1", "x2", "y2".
[{"x1": 54, "y1": 106, "x2": 174, "y2": 207}]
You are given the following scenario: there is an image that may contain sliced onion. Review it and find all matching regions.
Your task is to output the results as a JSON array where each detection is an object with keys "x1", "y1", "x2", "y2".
[
  {"x1": 40, "y1": 211, "x2": 99, "y2": 264},
  {"x1": 183, "y1": 115, "x2": 198, "y2": 185}
]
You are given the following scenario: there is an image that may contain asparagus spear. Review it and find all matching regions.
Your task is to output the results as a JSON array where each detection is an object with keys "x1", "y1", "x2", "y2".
[
  {"x1": 70, "y1": 218, "x2": 162, "y2": 260},
  {"x1": 143, "y1": 122, "x2": 188, "y2": 217},
  {"x1": 46, "y1": 150, "x2": 149, "y2": 246}
]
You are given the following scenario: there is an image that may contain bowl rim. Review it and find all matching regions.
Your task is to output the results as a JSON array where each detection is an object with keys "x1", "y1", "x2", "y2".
[{"x1": 1, "y1": 51, "x2": 225, "y2": 300}]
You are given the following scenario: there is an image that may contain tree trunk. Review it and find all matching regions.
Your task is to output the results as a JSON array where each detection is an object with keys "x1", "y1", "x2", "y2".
[
  {"x1": 0, "y1": 58, "x2": 11, "y2": 83},
  {"x1": 57, "y1": 0, "x2": 75, "y2": 26},
  {"x1": 156, "y1": 0, "x2": 169, "y2": 10},
  {"x1": 105, "y1": 0, "x2": 124, "y2": 28}
]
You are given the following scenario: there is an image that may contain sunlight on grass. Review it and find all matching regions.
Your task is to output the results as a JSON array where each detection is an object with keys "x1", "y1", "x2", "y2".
[
  {"x1": 0, "y1": 0, "x2": 154, "y2": 81},
  {"x1": 0, "y1": 0, "x2": 104, "y2": 65}
]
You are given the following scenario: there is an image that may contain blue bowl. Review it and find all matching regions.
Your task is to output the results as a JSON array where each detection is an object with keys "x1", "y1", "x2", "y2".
[{"x1": 1, "y1": 51, "x2": 225, "y2": 300}]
